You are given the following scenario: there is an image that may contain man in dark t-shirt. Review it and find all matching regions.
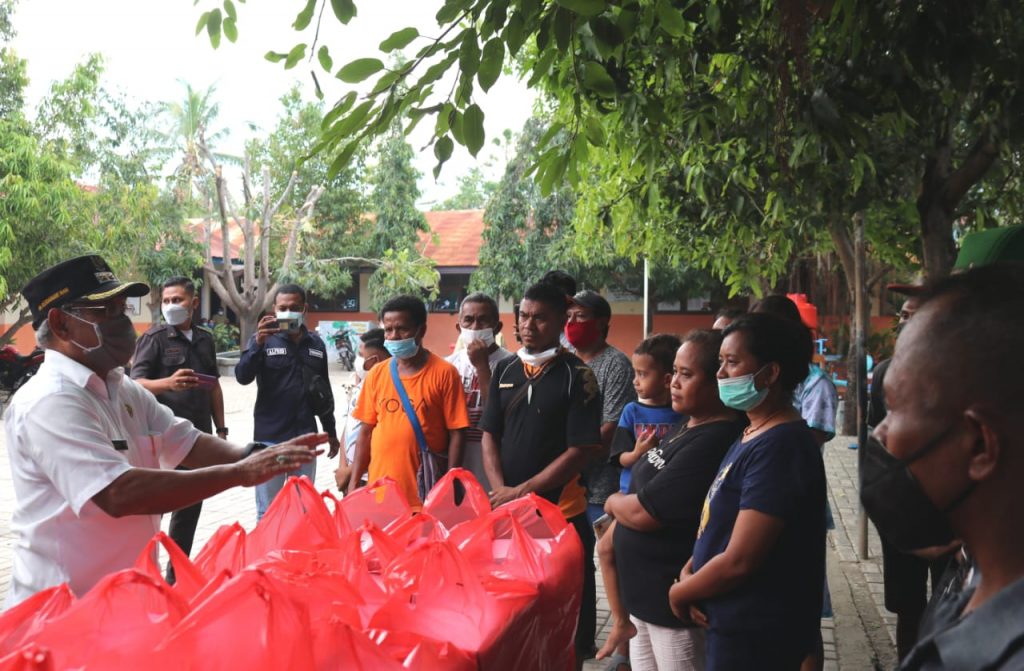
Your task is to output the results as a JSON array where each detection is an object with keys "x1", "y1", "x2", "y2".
[{"x1": 481, "y1": 281, "x2": 602, "y2": 667}]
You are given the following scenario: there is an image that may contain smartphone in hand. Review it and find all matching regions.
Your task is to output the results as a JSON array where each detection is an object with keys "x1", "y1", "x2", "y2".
[
  {"x1": 193, "y1": 372, "x2": 218, "y2": 390},
  {"x1": 593, "y1": 513, "x2": 613, "y2": 539}
]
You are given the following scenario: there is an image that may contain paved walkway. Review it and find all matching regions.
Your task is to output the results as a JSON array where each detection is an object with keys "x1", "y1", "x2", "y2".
[{"x1": 0, "y1": 374, "x2": 896, "y2": 668}]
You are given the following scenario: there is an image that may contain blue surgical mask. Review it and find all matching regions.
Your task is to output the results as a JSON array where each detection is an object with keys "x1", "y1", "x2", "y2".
[
  {"x1": 385, "y1": 336, "x2": 419, "y2": 360},
  {"x1": 718, "y1": 365, "x2": 770, "y2": 411}
]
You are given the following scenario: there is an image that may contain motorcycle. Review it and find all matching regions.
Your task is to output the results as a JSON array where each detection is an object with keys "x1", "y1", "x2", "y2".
[
  {"x1": 331, "y1": 329, "x2": 357, "y2": 372},
  {"x1": 0, "y1": 345, "x2": 44, "y2": 397}
]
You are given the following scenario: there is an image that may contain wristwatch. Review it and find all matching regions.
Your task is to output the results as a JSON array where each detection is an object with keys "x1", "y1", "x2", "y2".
[{"x1": 216, "y1": 426, "x2": 229, "y2": 436}]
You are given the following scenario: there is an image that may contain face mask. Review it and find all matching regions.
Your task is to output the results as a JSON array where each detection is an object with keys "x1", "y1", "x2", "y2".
[
  {"x1": 162, "y1": 303, "x2": 191, "y2": 327},
  {"x1": 460, "y1": 327, "x2": 495, "y2": 347},
  {"x1": 64, "y1": 311, "x2": 137, "y2": 371},
  {"x1": 385, "y1": 337, "x2": 419, "y2": 360},
  {"x1": 517, "y1": 346, "x2": 560, "y2": 367},
  {"x1": 565, "y1": 320, "x2": 601, "y2": 350},
  {"x1": 860, "y1": 432, "x2": 974, "y2": 552},
  {"x1": 718, "y1": 365, "x2": 770, "y2": 411},
  {"x1": 276, "y1": 311, "x2": 304, "y2": 334}
]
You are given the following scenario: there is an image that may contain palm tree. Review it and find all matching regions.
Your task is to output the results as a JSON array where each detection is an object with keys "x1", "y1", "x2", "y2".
[{"x1": 161, "y1": 82, "x2": 234, "y2": 209}]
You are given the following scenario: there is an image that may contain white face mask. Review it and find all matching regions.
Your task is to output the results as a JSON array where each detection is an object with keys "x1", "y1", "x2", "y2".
[
  {"x1": 162, "y1": 303, "x2": 191, "y2": 327},
  {"x1": 353, "y1": 355, "x2": 367, "y2": 382},
  {"x1": 460, "y1": 327, "x2": 495, "y2": 347},
  {"x1": 517, "y1": 346, "x2": 559, "y2": 367}
]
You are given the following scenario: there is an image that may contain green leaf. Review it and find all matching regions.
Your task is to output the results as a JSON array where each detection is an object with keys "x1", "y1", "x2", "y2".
[
  {"x1": 223, "y1": 17, "x2": 238, "y2": 43},
  {"x1": 554, "y1": 8, "x2": 572, "y2": 51},
  {"x1": 223, "y1": 0, "x2": 237, "y2": 20},
  {"x1": 284, "y1": 43, "x2": 307, "y2": 70},
  {"x1": 462, "y1": 104, "x2": 485, "y2": 156},
  {"x1": 293, "y1": 0, "x2": 316, "y2": 30},
  {"x1": 330, "y1": 0, "x2": 356, "y2": 24},
  {"x1": 328, "y1": 141, "x2": 360, "y2": 180},
  {"x1": 504, "y1": 12, "x2": 526, "y2": 56},
  {"x1": 336, "y1": 57, "x2": 385, "y2": 83},
  {"x1": 196, "y1": 11, "x2": 210, "y2": 36},
  {"x1": 582, "y1": 61, "x2": 616, "y2": 97},
  {"x1": 554, "y1": 0, "x2": 606, "y2": 17},
  {"x1": 206, "y1": 9, "x2": 222, "y2": 48},
  {"x1": 380, "y1": 27, "x2": 419, "y2": 52},
  {"x1": 459, "y1": 29, "x2": 480, "y2": 77},
  {"x1": 264, "y1": 51, "x2": 288, "y2": 63},
  {"x1": 585, "y1": 115, "x2": 606, "y2": 147},
  {"x1": 324, "y1": 100, "x2": 375, "y2": 141},
  {"x1": 478, "y1": 39, "x2": 505, "y2": 91},
  {"x1": 318, "y1": 45, "x2": 333, "y2": 71},
  {"x1": 434, "y1": 135, "x2": 454, "y2": 162},
  {"x1": 655, "y1": 0, "x2": 686, "y2": 38},
  {"x1": 322, "y1": 91, "x2": 358, "y2": 129}
]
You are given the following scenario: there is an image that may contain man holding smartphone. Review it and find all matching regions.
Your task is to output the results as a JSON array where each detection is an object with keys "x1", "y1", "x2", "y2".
[
  {"x1": 235, "y1": 284, "x2": 340, "y2": 520},
  {"x1": 132, "y1": 276, "x2": 226, "y2": 578}
]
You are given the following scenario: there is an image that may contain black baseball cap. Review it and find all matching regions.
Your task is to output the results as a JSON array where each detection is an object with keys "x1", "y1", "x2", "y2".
[
  {"x1": 570, "y1": 290, "x2": 612, "y2": 319},
  {"x1": 22, "y1": 254, "x2": 150, "y2": 329}
]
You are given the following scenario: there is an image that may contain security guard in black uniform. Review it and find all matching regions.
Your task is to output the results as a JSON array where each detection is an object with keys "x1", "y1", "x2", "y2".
[{"x1": 131, "y1": 276, "x2": 225, "y2": 580}]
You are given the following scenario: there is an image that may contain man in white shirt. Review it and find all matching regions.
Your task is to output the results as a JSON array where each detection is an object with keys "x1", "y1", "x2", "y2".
[
  {"x1": 4, "y1": 255, "x2": 326, "y2": 606},
  {"x1": 445, "y1": 293, "x2": 511, "y2": 488}
]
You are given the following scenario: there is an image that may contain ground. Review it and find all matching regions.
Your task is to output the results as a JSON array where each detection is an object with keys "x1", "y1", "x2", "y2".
[{"x1": 0, "y1": 368, "x2": 897, "y2": 669}]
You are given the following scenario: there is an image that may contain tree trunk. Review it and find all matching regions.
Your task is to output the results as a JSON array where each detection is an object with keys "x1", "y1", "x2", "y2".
[
  {"x1": 828, "y1": 218, "x2": 860, "y2": 436},
  {"x1": 0, "y1": 309, "x2": 31, "y2": 347},
  {"x1": 916, "y1": 125, "x2": 999, "y2": 281}
]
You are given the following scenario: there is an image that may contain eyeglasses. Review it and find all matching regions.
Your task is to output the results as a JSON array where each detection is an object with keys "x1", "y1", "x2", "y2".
[{"x1": 63, "y1": 302, "x2": 130, "y2": 319}]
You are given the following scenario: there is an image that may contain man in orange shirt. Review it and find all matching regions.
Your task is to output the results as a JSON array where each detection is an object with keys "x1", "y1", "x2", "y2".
[{"x1": 346, "y1": 295, "x2": 469, "y2": 509}]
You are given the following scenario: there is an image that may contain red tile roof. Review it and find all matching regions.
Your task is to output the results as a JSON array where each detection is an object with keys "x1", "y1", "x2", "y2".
[
  {"x1": 186, "y1": 218, "x2": 252, "y2": 262},
  {"x1": 419, "y1": 209, "x2": 484, "y2": 268},
  {"x1": 187, "y1": 209, "x2": 486, "y2": 268}
]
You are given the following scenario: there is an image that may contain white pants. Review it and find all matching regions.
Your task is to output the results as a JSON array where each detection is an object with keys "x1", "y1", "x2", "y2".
[{"x1": 628, "y1": 616, "x2": 706, "y2": 671}]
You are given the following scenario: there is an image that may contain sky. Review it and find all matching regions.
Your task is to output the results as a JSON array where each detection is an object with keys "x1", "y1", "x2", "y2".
[{"x1": 10, "y1": 0, "x2": 537, "y2": 206}]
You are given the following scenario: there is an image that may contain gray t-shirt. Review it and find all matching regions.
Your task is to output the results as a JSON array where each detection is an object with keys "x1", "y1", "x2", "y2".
[{"x1": 583, "y1": 345, "x2": 636, "y2": 504}]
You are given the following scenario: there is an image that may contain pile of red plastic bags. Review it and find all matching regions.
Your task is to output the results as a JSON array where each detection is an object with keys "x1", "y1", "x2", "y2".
[{"x1": 0, "y1": 470, "x2": 583, "y2": 670}]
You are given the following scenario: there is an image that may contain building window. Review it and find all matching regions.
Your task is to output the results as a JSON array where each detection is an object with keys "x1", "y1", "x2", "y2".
[
  {"x1": 430, "y1": 273, "x2": 471, "y2": 313},
  {"x1": 308, "y1": 274, "x2": 360, "y2": 312}
]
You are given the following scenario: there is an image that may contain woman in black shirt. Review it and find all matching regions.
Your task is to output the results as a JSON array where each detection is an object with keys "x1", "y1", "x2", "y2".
[{"x1": 600, "y1": 330, "x2": 743, "y2": 670}]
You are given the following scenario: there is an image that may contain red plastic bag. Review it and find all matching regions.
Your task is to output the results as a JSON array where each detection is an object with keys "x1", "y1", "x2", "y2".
[
  {"x1": 30, "y1": 570, "x2": 189, "y2": 668},
  {"x1": 0, "y1": 585, "x2": 73, "y2": 653},
  {"x1": 422, "y1": 468, "x2": 491, "y2": 531},
  {"x1": 337, "y1": 478, "x2": 410, "y2": 530},
  {"x1": 133, "y1": 531, "x2": 207, "y2": 602},
  {"x1": 451, "y1": 495, "x2": 584, "y2": 671},
  {"x1": 156, "y1": 569, "x2": 315, "y2": 671},
  {"x1": 191, "y1": 521, "x2": 247, "y2": 580},
  {"x1": 370, "y1": 540, "x2": 500, "y2": 652},
  {"x1": 246, "y1": 476, "x2": 339, "y2": 559},
  {"x1": 251, "y1": 549, "x2": 364, "y2": 630},
  {"x1": 0, "y1": 644, "x2": 53, "y2": 671},
  {"x1": 368, "y1": 630, "x2": 477, "y2": 671},
  {"x1": 312, "y1": 617, "x2": 405, "y2": 671},
  {"x1": 384, "y1": 511, "x2": 448, "y2": 551}
]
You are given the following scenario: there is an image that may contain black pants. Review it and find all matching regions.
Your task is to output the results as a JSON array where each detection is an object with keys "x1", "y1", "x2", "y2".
[
  {"x1": 166, "y1": 466, "x2": 203, "y2": 584},
  {"x1": 569, "y1": 513, "x2": 597, "y2": 661}
]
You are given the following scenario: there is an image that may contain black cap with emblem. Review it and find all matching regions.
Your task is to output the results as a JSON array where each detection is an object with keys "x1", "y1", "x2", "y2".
[{"x1": 22, "y1": 254, "x2": 150, "y2": 329}]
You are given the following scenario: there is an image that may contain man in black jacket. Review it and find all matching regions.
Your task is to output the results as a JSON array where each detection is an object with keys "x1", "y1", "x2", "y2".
[{"x1": 235, "y1": 284, "x2": 339, "y2": 520}]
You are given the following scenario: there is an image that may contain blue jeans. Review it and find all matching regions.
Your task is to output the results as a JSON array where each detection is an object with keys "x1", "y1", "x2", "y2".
[{"x1": 255, "y1": 458, "x2": 316, "y2": 521}]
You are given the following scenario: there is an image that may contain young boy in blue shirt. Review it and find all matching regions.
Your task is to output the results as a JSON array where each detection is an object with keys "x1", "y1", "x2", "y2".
[
  {"x1": 610, "y1": 334, "x2": 685, "y2": 493},
  {"x1": 596, "y1": 333, "x2": 683, "y2": 669}
]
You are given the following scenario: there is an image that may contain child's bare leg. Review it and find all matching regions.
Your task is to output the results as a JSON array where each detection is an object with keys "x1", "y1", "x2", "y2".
[{"x1": 596, "y1": 520, "x2": 636, "y2": 661}]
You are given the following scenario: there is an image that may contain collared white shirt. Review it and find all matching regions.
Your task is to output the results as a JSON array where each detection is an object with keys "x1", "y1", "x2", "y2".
[{"x1": 3, "y1": 350, "x2": 201, "y2": 606}]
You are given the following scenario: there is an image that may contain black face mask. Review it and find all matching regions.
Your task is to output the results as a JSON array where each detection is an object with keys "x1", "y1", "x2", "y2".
[{"x1": 860, "y1": 431, "x2": 974, "y2": 553}]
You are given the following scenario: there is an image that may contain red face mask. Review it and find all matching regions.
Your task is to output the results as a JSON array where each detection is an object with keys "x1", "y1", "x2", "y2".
[{"x1": 565, "y1": 319, "x2": 601, "y2": 350}]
